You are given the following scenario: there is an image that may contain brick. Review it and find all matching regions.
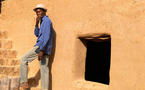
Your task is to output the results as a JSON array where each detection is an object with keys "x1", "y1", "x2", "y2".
[
  {"x1": 0, "y1": 31, "x2": 8, "y2": 39},
  {"x1": 0, "y1": 40, "x2": 13, "y2": 49}
]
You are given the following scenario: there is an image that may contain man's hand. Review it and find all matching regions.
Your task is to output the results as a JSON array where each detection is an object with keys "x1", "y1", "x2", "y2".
[
  {"x1": 38, "y1": 51, "x2": 44, "y2": 61},
  {"x1": 35, "y1": 16, "x2": 41, "y2": 27}
]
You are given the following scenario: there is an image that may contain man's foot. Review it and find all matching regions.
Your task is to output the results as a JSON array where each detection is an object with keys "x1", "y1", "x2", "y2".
[{"x1": 20, "y1": 82, "x2": 29, "y2": 88}]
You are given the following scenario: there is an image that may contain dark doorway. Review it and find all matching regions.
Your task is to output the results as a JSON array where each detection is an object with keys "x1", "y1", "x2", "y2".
[{"x1": 80, "y1": 34, "x2": 111, "y2": 85}]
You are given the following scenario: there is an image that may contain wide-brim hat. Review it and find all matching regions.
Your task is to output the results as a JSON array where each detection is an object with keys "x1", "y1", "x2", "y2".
[{"x1": 33, "y1": 4, "x2": 47, "y2": 12}]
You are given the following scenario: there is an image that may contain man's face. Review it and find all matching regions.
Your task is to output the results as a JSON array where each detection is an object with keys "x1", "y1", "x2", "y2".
[{"x1": 35, "y1": 9, "x2": 45, "y2": 18}]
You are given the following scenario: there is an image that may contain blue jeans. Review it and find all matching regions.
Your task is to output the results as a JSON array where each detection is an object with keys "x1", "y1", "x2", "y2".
[{"x1": 19, "y1": 46, "x2": 49, "y2": 90}]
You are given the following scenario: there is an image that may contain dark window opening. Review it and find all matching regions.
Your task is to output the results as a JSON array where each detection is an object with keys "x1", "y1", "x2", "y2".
[
  {"x1": 0, "y1": 0, "x2": 5, "y2": 14},
  {"x1": 79, "y1": 34, "x2": 111, "y2": 85}
]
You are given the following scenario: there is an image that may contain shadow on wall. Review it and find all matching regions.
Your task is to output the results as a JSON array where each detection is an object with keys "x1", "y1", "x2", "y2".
[
  {"x1": 0, "y1": 0, "x2": 5, "y2": 14},
  {"x1": 27, "y1": 29, "x2": 56, "y2": 90}
]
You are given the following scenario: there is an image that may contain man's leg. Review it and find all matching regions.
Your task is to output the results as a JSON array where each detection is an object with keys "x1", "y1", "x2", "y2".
[
  {"x1": 19, "y1": 46, "x2": 40, "y2": 85},
  {"x1": 40, "y1": 55, "x2": 49, "y2": 90}
]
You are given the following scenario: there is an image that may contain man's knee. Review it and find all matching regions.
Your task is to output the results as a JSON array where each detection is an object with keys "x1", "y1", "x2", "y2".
[{"x1": 20, "y1": 56, "x2": 28, "y2": 65}]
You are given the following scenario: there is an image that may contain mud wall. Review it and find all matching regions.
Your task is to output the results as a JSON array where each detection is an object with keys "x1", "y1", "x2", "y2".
[{"x1": 0, "y1": 0, "x2": 145, "y2": 90}]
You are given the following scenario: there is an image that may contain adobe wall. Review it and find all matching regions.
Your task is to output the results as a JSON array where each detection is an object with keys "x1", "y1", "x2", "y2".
[{"x1": 0, "y1": 0, "x2": 145, "y2": 90}]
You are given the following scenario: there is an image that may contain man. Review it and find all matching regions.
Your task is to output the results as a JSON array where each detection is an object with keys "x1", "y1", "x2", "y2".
[{"x1": 19, "y1": 4, "x2": 53, "y2": 90}]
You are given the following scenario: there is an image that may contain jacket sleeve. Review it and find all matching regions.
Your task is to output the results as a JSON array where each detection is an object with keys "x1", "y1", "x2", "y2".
[
  {"x1": 34, "y1": 27, "x2": 40, "y2": 37},
  {"x1": 39, "y1": 20, "x2": 52, "y2": 51}
]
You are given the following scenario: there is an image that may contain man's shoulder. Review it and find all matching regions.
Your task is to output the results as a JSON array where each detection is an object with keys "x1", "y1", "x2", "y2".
[{"x1": 43, "y1": 16, "x2": 52, "y2": 23}]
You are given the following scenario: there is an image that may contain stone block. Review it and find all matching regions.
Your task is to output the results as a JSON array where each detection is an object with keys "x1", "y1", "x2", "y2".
[
  {"x1": 0, "y1": 49, "x2": 4, "y2": 58},
  {"x1": 6, "y1": 50, "x2": 17, "y2": 58},
  {"x1": 0, "y1": 31, "x2": 8, "y2": 39},
  {"x1": 9, "y1": 59, "x2": 20, "y2": 66},
  {"x1": 0, "y1": 58, "x2": 5, "y2": 65},
  {"x1": 0, "y1": 40, "x2": 13, "y2": 49},
  {"x1": 0, "y1": 77, "x2": 11, "y2": 90}
]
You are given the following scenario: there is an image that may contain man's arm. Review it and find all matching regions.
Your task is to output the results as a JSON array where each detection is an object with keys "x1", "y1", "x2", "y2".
[
  {"x1": 34, "y1": 17, "x2": 41, "y2": 37},
  {"x1": 34, "y1": 27, "x2": 39, "y2": 37}
]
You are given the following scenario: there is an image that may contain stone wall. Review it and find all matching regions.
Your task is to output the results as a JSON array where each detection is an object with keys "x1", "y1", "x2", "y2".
[{"x1": 0, "y1": 30, "x2": 19, "y2": 89}]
